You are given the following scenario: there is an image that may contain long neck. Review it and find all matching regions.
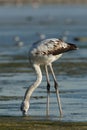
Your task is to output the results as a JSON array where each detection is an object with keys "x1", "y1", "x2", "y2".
[{"x1": 24, "y1": 64, "x2": 42, "y2": 102}]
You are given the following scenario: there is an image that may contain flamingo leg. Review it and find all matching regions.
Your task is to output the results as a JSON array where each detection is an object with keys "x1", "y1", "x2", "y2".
[
  {"x1": 45, "y1": 65, "x2": 50, "y2": 116},
  {"x1": 49, "y1": 64, "x2": 63, "y2": 116}
]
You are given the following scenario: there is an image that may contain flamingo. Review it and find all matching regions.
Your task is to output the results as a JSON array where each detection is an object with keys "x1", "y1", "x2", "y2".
[{"x1": 21, "y1": 38, "x2": 77, "y2": 116}]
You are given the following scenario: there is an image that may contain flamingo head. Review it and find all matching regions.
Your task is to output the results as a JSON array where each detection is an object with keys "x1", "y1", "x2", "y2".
[{"x1": 20, "y1": 100, "x2": 29, "y2": 116}]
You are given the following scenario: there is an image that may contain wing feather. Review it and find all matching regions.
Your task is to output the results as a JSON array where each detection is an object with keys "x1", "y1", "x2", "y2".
[{"x1": 31, "y1": 38, "x2": 77, "y2": 56}]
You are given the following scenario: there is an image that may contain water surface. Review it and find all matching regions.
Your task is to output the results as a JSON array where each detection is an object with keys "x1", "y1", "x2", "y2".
[{"x1": 0, "y1": 5, "x2": 87, "y2": 122}]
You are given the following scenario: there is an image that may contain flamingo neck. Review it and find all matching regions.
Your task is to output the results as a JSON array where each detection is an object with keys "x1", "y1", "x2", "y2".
[{"x1": 24, "y1": 64, "x2": 42, "y2": 102}]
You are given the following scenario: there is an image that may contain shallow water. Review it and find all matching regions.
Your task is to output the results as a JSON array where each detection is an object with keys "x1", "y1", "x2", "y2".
[{"x1": 0, "y1": 5, "x2": 87, "y2": 122}]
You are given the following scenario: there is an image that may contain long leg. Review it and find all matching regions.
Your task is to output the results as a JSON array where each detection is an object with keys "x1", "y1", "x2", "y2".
[
  {"x1": 45, "y1": 65, "x2": 50, "y2": 116},
  {"x1": 49, "y1": 63, "x2": 63, "y2": 116}
]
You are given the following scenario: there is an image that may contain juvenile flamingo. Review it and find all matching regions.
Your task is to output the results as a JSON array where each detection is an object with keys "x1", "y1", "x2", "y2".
[{"x1": 21, "y1": 38, "x2": 77, "y2": 116}]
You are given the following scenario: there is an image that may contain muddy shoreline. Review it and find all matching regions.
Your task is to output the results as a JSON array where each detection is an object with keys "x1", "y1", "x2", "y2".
[
  {"x1": 0, "y1": 116, "x2": 87, "y2": 130},
  {"x1": 0, "y1": 0, "x2": 87, "y2": 5}
]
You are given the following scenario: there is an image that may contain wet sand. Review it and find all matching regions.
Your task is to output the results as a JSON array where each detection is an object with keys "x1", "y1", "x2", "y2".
[{"x1": 0, "y1": 116, "x2": 87, "y2": 130}]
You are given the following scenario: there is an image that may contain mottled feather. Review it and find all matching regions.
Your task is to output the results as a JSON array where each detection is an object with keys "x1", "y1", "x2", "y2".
[{"x1": 31, "y1": 38, "x2": 77, "y2": 56}]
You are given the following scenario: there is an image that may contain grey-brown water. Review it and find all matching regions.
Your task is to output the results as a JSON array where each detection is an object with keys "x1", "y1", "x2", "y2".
[{"x1": 0, "y1": 5, "x2": 87, "y2": 122}]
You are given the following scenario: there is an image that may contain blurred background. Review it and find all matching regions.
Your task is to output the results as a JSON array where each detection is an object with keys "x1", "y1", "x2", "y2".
[
  {"x1": 0, "y1": 0, "x2": 87, "y2": 122},
  {"x1": 1, "y1": 0, "x2": 87, "y2": 5}
]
